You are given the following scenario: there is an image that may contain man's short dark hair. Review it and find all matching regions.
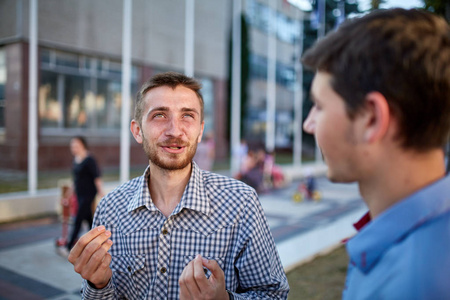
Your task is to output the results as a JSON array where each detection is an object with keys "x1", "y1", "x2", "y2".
[
  {"x1": 302, "y1": 8, "x2": 450, "y2": 151},
  {"x1": 135, "y1": 71, "x2": 204, "y2": 125},
  {"x1": 72, "y1": 135, "x2": 88, "y2": 150}
]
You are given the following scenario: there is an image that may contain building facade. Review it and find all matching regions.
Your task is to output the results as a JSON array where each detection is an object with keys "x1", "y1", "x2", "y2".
[
  {"x1": 245, "y1": 0, "x2": 304, "y2": 150},
  {"x1": 0, "y1": 0, "x2": 232, "y2": 173},
  {"x1": 0, "y1": 0, "x2": 308, "y2": 178}
]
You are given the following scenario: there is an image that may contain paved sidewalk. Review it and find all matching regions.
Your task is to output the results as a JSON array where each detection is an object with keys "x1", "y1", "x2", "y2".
[{"x1": 0, "y1": 177, "x2": 365, "y2": 299}]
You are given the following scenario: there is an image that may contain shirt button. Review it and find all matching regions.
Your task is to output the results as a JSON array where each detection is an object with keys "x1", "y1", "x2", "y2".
[
  {"x1": 160, "y1": 267, "x2": 167, "y2": 274},
  {"x1": 162, "y1": 229, "x2": 168, "y2": 235}
]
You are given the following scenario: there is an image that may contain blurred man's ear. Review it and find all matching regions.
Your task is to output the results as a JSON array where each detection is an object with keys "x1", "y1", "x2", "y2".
[
  {"x1": 130, "y1": 119, "x2": 143, "y2": 144},
  {"x1": 361, "y1": 92, "x2": 391, "y2": 144},
  {"x1": 197, "y1": 121, "x2": 205, "y2": 144}
]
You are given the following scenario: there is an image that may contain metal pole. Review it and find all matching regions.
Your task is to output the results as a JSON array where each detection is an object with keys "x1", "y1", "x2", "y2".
[
  {"x1": 317, "y1": 0, "x2": 326, "y2": 39},
  {"x1": 185, "y1": 0, "x2": 195, "y2": 77},
  {"x1": 265, "y1": 0, "x2": 277, "y2": 153},
  {"x1": 293, "y1": 10, "x2": 304, "y2": 167},
  {"x1": 28, "y1": 0, "x2": 38, "y2": 194},
  {"x1": 230, "y1": 0, "x2": 242, "y2": 176},
  {"x1": 120, "y1": 0, "x2": 132, "y2": 183},
  {"x1": 16, "y1": 0, "x2": 23, "y2": 37}
]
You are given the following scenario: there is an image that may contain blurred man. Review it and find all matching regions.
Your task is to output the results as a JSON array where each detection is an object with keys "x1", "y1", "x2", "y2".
[
  {"x1": 68, "y1": 72, "x2": 289, "y2": 299},
  {"x1": 302, "y1": 9, "x2": 450, "y2": 299}
]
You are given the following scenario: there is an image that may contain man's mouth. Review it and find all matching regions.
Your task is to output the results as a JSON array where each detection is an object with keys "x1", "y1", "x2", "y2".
[
  {"x1": 161, "y1": 142, "x2": 187, "y2": 153},
  {"x1": 159, "y1": 138, "x2": 188, "y2": 153}
]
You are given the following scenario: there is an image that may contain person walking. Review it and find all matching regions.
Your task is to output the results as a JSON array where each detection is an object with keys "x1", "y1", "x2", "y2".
[
  {"x1": 302, "y1": 8, "x2": 450, "y2": 299},
  {"x1": 68, "y1": 72, "x2": 289, "y2": 299},
  {"x1": 66, "y1": 136, "x2": 104, "y2": 252}
]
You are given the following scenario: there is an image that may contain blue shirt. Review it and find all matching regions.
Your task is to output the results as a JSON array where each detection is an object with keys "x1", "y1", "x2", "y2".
[
  {"x1": 82, "y1": 162, "x2": 289, "y2": 299},
  {"x1": 344, "y1": 175, "x2": 450, "y2": 300}
]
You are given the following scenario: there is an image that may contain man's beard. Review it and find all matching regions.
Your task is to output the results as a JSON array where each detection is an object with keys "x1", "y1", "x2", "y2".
[{"x1": 142, "y1": 136, "x2": 198, "y2": 171}]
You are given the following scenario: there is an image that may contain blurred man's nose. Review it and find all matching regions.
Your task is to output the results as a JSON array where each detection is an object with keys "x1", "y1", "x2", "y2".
[{"x1": 303, "y1": 107, "x2": 316, "y2": 134}]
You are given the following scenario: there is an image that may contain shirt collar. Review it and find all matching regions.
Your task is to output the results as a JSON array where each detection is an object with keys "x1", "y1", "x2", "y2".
[
  {"x1": 127, "y1": 162, "x2": 211, "y2": 216},
  {"x1": 176, "y1": 161, "x2": 211, "y2": 216},
  {"x1": 353, "y1": 212, "x2": 371, "y2": 231},
  {"x1": 127, "y1": 166, "x2": 153, "y2": 212},
  {"x1": 347, "y1": 175, "x2": 450, "y2": 274}
]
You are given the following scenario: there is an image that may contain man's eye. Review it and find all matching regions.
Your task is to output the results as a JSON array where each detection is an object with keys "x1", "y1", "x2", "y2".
[
  {"x1": 183, "y1": 113, "x2": 194, "y2": 119},
  {"x1": 153, "y1": 113, "x2": 164, "y2": 118}
]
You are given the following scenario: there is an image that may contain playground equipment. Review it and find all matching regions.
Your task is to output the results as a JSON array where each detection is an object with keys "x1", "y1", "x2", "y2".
[{"x1": 292, "y1": 176, "x2": 321, "y2": 203}]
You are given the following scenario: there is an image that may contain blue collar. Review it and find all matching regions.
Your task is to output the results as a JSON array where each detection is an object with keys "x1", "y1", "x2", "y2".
[{"x1": 347, "y1": 175, "x2": 450, "y2": 273}]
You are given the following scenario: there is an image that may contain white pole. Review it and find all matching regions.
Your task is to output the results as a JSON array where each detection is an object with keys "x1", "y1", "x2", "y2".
[
  {"x1": 266, "y1": 0, "x2": 277, "y2": 153},
  {"x1": 185, "y1": 0, "x2": 194, "y2": 77},
  {"x1": 230, "y1": 0, "x2": 242, "y2": 176},
  {"x1": 28, "y1": 0, "x2": 38, "y2": 195},
  {"x1": 120, "y1": 0, "x2": 132, "y2": 183},
  {"x1": 293, "y1": 10, "x2": 304, "y2": 167}
]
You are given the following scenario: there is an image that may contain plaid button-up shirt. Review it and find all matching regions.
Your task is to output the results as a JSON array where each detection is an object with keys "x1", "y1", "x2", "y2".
[{"x1": 82, "y1": 162, "x2": 289, "y2": 299}]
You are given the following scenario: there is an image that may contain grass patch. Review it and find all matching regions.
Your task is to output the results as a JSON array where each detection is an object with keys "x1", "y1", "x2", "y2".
[
  {"x1": 0, "y1": 152, "x2": 316, "y2": 194},
  {"x1": 287, "y1": 245, "x2": 348, "y2": 300}
]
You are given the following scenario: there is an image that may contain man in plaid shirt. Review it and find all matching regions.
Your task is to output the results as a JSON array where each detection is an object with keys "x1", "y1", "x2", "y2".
[{"x1": 68, "y1": 71, "x2": 289, "y2": 299}]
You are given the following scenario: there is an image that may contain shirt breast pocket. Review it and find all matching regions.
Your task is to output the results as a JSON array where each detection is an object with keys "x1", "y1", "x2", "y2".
[
  {"x1": 111, "y1": 254, "x2": 148, "y2": 299},
  {"x1": 184, "y1": 255, "x2": 225, "y2": 279}
]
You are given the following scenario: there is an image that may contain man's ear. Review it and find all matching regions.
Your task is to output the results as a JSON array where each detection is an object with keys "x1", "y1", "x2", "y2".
[
  {"x1": 130, "y1": 119, "x2": 143, "y2": 144},
  {"x1": 361, "y1": 92, "x2": 390, "y2": 144}
]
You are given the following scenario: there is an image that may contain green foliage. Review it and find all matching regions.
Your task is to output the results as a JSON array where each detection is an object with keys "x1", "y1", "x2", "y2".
[
  {"x1": 226, "y1": 13, "x2": 250, "y2": 140},
  {"x1": 301, "y1": 0, "x2": 360, "y2": 121},
  {"x1": 240, "y1": 14, "x2": 250, "y2": 137},
  {"x1": 422, "y1": 0, "x2": 450, "y2": 22},
  {"x1": 370, "y1": 0, "x2": 387, "y2": 10},
  {"x1": 298, "y1": 1, "x2": 360, "y2": 148}
]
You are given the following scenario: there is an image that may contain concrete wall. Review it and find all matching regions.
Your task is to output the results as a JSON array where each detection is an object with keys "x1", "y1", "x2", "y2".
[
  {"x1": 0, "y1": 0, "x2": 232, "y2": 172},
  {"x1": 0, "y1": 181, "x2": 119, "y2": 223},
  {"x1": 0, "y1": 0, "x2": 231, "y2": 79}
]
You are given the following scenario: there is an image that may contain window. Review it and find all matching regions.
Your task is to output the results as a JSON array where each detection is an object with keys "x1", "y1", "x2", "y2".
[
  {"x1": 39, "y1": 71, "x2": 60, "y2": 127},
  {"x1": 246, "y1": 0, "x2": 300, "y2": 43},
  {"x1": 250, "y1": 54, "x2": 296, "y2": 90},
  {"x1": 39, "y1": 49, "x2": 139, "y2": 133}
]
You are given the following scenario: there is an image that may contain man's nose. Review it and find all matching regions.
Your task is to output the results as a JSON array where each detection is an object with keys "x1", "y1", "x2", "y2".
[
  {"x1": 303, "y1": 107, "x2": 316, "y2": 134},
  {"x1": 166, "y1": 117, "x2": 183, "y2": 136}
]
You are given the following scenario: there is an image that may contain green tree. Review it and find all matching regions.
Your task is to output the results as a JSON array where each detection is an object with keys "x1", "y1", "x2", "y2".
[
  {"x1": 422, "y1": 0, "x2": 450, "y2": 22},
  {"x1": 227, "y1": 13, "x2": 250, "y2": 140},
  {"x1": 301, "y1": 0, "x2": 360, "y2": 149},
  {"x1": 370, "y1": 0, "x2": 387, "y2": 10}
]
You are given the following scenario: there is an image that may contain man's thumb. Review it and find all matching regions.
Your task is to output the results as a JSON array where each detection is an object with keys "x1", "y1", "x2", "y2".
[{"x1": 202, "y1": 257, "x2": 223, "y2": 279}]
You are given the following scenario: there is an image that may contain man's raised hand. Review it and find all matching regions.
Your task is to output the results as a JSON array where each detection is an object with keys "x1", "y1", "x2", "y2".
[
  {"x1": 68, "y1": 226, "x2": 113, "y2": 289},
  {"x1": 179, "y1": 254, "x2": 229, "y2": 300}
]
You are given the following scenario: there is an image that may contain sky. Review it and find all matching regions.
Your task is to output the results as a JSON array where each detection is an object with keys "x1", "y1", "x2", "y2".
[
  {"x1": 288, "y1": 0, "x2": 424, "y2": 12},
  {"x1": 358, "y1": 0, "x2": 424, "y2": 11}
]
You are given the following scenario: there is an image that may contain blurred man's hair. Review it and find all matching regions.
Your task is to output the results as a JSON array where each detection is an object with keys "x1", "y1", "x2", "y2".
[
  {"x1": 302, "y1": 8, "x2": 450, "y2": 151},
  {"x1": 135, "y1": 71, "x2": 204, "y2": 125}
]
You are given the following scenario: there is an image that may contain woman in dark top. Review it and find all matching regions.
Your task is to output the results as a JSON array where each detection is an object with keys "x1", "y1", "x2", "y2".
[{"x1": 67, "y1": 136, "x2": 104, "y2": 251}]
